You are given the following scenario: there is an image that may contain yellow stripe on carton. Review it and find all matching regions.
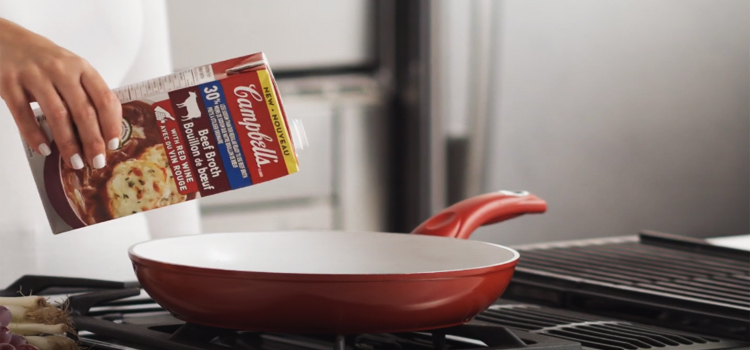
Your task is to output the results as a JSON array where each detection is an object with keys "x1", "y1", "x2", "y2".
[{"x1": 257, "y1": 69, "x2": 299, "y2": 174}]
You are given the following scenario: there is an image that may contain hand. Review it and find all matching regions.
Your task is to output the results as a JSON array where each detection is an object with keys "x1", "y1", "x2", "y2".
[{"x1": 0, "y1": 18, "x2": 122, "y2": 170}]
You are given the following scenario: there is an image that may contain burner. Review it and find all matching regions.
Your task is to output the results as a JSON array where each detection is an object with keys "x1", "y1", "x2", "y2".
[
  {"x1": 2, "y1": 256, "x2": 748, "y2": 350},
  {"x1": 66, "y1": 288, "x2": 579, "y2": 350}
]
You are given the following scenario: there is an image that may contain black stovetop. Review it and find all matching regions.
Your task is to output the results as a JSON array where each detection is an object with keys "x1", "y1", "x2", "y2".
[
  {"x1": 73, "y1": 292, "x2": 743, "y2": 350},
  {"x1": 503, "y1": 230, "x2": 750, "y2": 341},
  {"x1": 1, "y1": 231, "x2": 747, "y2": 350}
]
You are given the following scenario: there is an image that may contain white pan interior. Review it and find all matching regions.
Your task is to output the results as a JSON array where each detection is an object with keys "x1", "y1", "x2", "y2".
[{"x1": 129, "y1": 231, "x2": 519, "y2": 275}]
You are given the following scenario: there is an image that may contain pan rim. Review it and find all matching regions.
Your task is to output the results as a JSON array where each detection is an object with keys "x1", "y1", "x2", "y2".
[
  {"x1": 129, "y1": 256, "x2": 518, "y2": 282},
  {"x1": 127, "y1": 231, "x2": 520, "y2": 280}
]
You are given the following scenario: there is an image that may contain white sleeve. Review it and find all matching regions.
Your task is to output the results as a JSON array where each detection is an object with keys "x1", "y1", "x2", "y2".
[
  {"x1": 118, "y1": 0, "x2": 174, "y2": 86},
  {"x1": 123, "y1": 0, "x2": 204, "y2": 238}
]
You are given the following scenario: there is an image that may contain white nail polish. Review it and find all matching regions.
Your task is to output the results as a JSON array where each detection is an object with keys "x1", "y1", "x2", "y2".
[
  {"x1": 93, "y1": 154, "x2": 106, "y2": 169},
  {"x1": 107, "y1": 138, "x2": 120, "y2": 150},
  {"x1": 70, "y1": 154, "x2": 84, "y2": 170},
  {"x1": 38, "y1": 143, "x2": 51, "y2": 156}
]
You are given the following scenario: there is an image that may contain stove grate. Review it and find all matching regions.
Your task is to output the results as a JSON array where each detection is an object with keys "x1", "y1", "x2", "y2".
[
  {"x1": 516, "y1": 241, "x2": 750, "y2": 309},
  {"x1": 504, "y1": 232, "x2": 750, "y2": 341},
  {"x1": 474, "y1": 302, "x2": 739, "y2": 350}
]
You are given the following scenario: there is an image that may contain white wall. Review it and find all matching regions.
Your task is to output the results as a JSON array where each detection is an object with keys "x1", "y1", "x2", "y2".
[
  {"x1": 163, "y1": 1, "x2": 389, "y2": 234},
  {"x1": 165, "y1": 0, "x2": 374, "y2": 71},
  {"x1": 441, "y1": 0, "x2": 749, "y2": 245}
]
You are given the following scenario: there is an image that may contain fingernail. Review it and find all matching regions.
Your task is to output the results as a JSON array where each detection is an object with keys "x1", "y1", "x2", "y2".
[
  {"x1": 38, "y1": 143, "x2": 51, "y2": 157},
  {"x1": 70, "y1": 154, "x2": 84, "y2": 170},
  {"x1": 93, "y1": 154, "x2": 106, "y2": 169},
  {"x1": 107, "y1": 138, "x2": 120, "y2": 150}
]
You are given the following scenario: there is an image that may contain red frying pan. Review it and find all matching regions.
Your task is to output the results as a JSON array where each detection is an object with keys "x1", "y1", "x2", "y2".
[{"x1": 128, "y1": 190, "x2": 546, "y2": 334}]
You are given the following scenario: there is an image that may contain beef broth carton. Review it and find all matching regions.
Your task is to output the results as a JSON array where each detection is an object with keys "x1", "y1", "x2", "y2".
[{"x1": 24, "y1": 52, "x2": 301, "y2": 234}]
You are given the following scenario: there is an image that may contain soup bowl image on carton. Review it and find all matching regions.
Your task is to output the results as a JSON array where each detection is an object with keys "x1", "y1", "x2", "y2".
[{"x1": 24, "y1": 52, "x2": 305, "y2": 234}]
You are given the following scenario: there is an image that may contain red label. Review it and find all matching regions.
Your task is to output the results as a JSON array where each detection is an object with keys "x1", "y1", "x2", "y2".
[
  {"x1": 222, "y1": 73, "x2": 289, "y2": 184},
  {"x1": 168, "y1": 86, "x2": 231, "y2": 196},
  {"x1": 151, "y1": 100, "x2": 198, "y2": 195}
]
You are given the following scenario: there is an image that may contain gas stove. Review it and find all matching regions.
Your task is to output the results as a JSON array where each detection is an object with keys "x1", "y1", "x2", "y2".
[
  {"x1": 504, "y1": 230, "x2": 750, "y2": 342},
  {"x1": 0, "y1": 231, "x2": 747, "y2": 350}
]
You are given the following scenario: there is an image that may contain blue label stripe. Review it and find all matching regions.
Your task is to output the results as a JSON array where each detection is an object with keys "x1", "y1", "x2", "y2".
[
  {"x1": 198, "y1": 81, "x2": 252, "y2": 189},
  {"x1": 219, "y1": 90, "x2": 254, "y2": 187}
]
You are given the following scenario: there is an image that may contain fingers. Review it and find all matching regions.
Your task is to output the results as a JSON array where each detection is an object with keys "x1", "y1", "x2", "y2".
[
  {"x1": 25, "y1": 78, "x2": 84, "y2": 169},
  {"x1": 54, "y1": 71, "x2": 107, "y2": 170},
  {"x1": 0, "y1": 30, "x2": 122, "y2": 169},
  {"x1": 82, "y1": 67, "x2": 122, "y2": 151},
  {"x1": 23, "y1": 56, "x2": 120, "y2": 170},
  {"x1": 0, "y1": 79, "x2": 50, "y2": 156}
]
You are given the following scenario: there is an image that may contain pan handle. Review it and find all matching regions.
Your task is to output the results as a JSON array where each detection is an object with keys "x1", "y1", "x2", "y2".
[{"x1": 411, "y1": 191, "x2": 547, "y2": 240}]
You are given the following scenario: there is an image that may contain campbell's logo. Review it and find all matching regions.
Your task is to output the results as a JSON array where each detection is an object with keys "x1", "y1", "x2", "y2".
[{"x1": 234, "y1": 84, "x2": 279, "y2": 172}]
